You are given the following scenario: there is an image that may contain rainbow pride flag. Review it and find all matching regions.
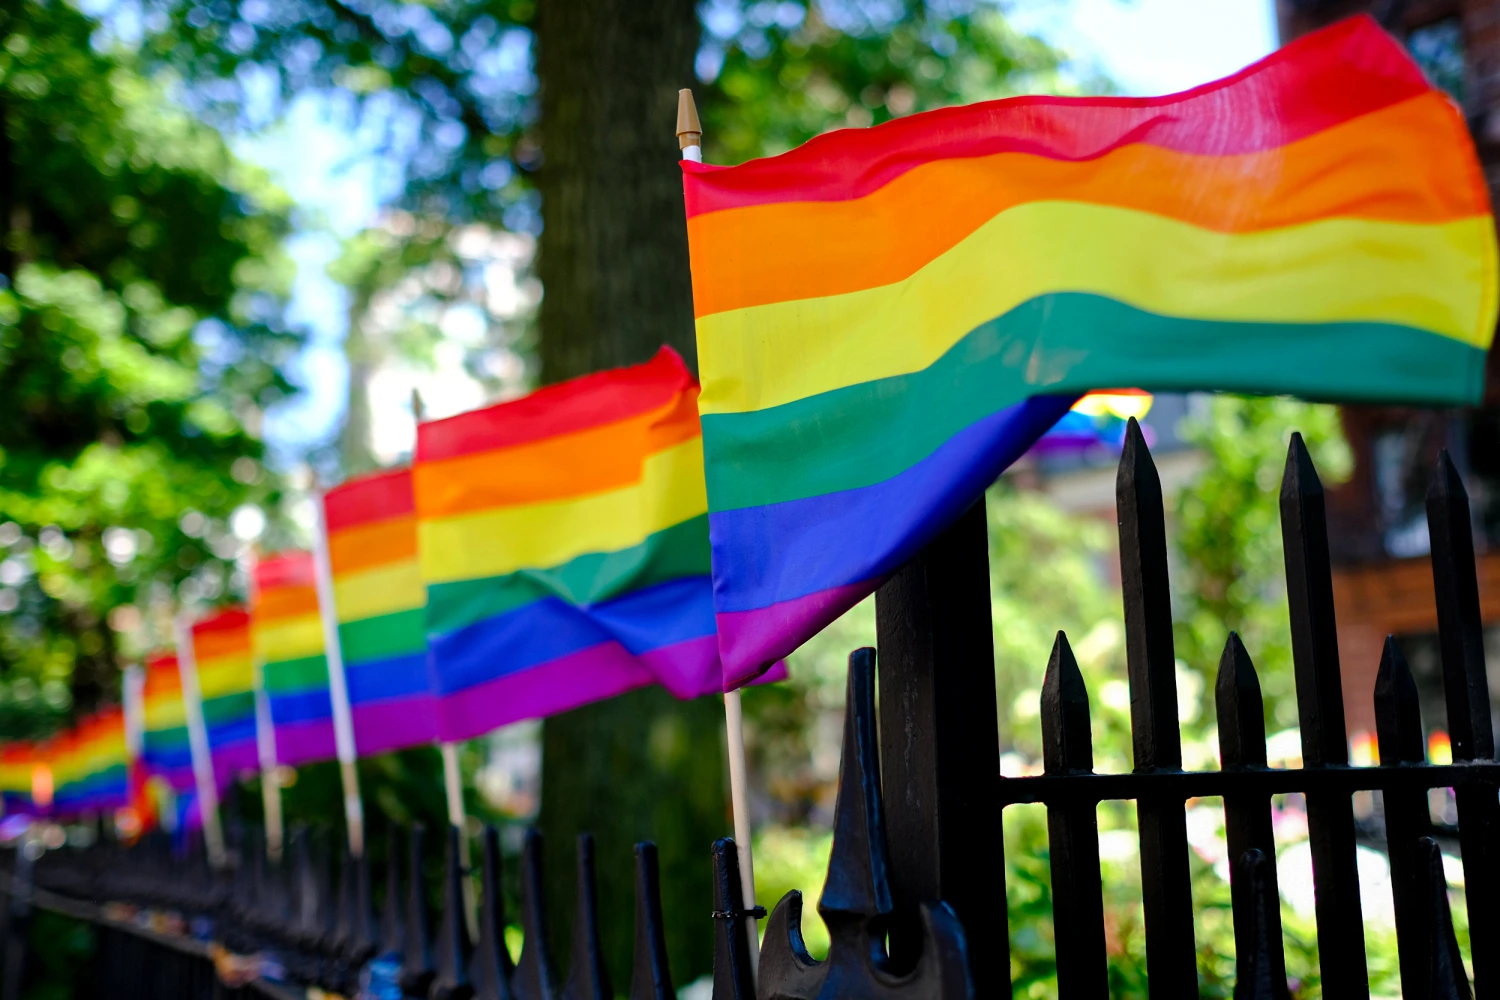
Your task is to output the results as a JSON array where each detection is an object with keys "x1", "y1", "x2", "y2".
[
  {"x1": 1033, "y1": 392, "x2": 1153, "y2": 455},
  {"x1": 189, "y1": 607, "x2": 260, "y2": 782},
  {"x1": 682, "y1": 15, "x2": 1498, "y2": 687},
  {"x1": 251, "y1": 552, "x2": 337, "y2": 766},
  {"x1": 322, "y1": 468, "x2": 438, "y2": 753},
  {"x1": 0, "y1": 742, "x2": 44, "y2": 815},
  {"x1": 141, "y1": 651, "x2": 196, "y2": 792},
  {"x1": 50, "y1": 708, "x2": 129, "y2": 817},
  {"x1": 415, "y1": 348, "x2": 727, "y2": 740}
]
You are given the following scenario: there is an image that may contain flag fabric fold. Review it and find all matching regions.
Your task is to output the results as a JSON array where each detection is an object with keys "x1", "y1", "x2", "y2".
[
  {"x1": 322, "y1": 468, "x2": 439, "y2": 753},
  {"x1": 414, "y1": 347, "x2": 731, "y2": 741},
  {"x1": 681, "y1": 14, "x2": 1499, "y2": 688},
  {"x1": 251, "y1": 553, "x2": 338, "y2": 767}
]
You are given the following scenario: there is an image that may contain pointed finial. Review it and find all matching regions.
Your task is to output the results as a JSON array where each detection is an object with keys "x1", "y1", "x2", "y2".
[
  {"x1": 564, "y1": 834, "x2": 611, "y2": 1000},
  {"x1": 430, "y1": 825, "x2": 473, "y2": 1000},
  {"x1": 1429, "y1": 448, "x2": 1468, "y2": 504},
  {"x1": 1040, "y1": 632, "x2": 1093, "y2": 775},
  {"x1": 676, "y1": 90, "x2": 702, "y2": 155},
  {"x1": 1216, "y1": 633, "x2": 1267, "y2": 770},
  {"x1": 629, "y1": 842, "x2": 674, "y2": 1000},
  {"x1": 1374, "y1": 636, "x2": 1425, "y2": 765},
  {"x1": 1281, "y1": 432, "x2": 1323, "y2": 502},
  {"x1": 709, "y1": 839, "x2": 756, "y2": 999},
  {"x1": 412, "y1": 388, "x2": 426, "y2": 422},
  {"x1": 470, "y1": 825, "x2": 515, "y2": 1000},
  {"x1": 513, "y1": 829, "x2": 558, "y2": 1000}
]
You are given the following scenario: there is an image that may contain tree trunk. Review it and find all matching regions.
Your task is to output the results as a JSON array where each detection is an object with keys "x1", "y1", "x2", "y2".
[
  {"x1": 535, "y1": 0, "x2": 700, "y2": 380},
  {"x1": 533, "y1": 0, "x2": 721, "y2": 989}
]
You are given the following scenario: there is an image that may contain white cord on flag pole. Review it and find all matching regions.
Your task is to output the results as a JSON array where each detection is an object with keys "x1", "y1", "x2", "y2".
[
  {"x1": 311, "y1": 491, "x2": 367, "y2": 857},
  {"x1": 676, "y1": 85, "x2": 760, "y2": 971},
  {"x1": 174, "y1": 614, "x2": 226, "y2": 869}
]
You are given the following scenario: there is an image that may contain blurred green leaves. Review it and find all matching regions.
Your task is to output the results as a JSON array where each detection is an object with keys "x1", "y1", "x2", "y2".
[{"x1": 0, "y1": 0, "x2": 299, "y2": 723}]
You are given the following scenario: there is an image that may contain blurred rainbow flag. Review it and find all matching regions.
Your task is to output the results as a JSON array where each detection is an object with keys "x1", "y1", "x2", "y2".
[
  {"x1": 140, "y1": 651, "x2": 196, "y2": 792},
  {"x1": 189, "y1": 607, "x2": 260, "y2": 783},
  {"x1": 322, "y1": 468, "x2": 438, "y2": 753},
  {"x1": 0, "y1": 742, "x2": 45, "y2": 816},
  {"x1": 49, "y1": 708, "x2": 129, "y2": 817},
  {"x1": 1032, "y1": 392, "x2": 1154, "y2": 455},
  {"x1": 414, "y1": 348, "x2": 730, "y2": 741},
  {"x1": 682, "y1": 16, "x2": 1498, "y2": 687},
  {"x1": 251, "y1": 553, "x2": 337, "y2": 766}
]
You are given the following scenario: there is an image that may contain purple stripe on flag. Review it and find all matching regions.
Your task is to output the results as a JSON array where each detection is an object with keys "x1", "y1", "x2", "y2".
[
  {"x1": 148, "y1": 763, "x2": 197, "y2": 793},
  {"x1": 211, "y1": 739, "x2": 260, "y2": 786},
  {"x1": 715, "y1": 579, "x2": 875, "y2": 689},
  {"x1": 274, "y1": 719, "x2": 338, "y2": 767},
  {"x1": 352, "y1": 695, "x2": 440, "y2": 755},
  {"x1": 435, "y1": 641, "x2": 657, "y2": 743},
  {"x1": 641, "y1": 634, "x2": 790, "y2": 696}
]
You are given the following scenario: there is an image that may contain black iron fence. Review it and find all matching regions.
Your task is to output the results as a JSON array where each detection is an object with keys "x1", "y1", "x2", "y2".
[{"x1": 0, "y1": 421, "x2": 1491, "y2": 998}]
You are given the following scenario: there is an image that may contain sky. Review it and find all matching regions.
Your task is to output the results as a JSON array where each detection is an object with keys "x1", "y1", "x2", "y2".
[{"x1": 250, "y1": 0, "x2": 1280, "y2": 465}]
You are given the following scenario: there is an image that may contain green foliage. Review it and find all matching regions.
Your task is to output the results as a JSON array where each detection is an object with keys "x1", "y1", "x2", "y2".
[
  {"x1": 1173, "y1": 397, "x2": 1353, "y2": 731},
  {"x1": 0, "y1": 0, "x2": 297, "y2": 721},
  {"x1": 702, "y1": 1, "x2": 1069, "y2": 164},
  {"x1": 20, "y1": 909, "x2": 95, "y2": 1000}
]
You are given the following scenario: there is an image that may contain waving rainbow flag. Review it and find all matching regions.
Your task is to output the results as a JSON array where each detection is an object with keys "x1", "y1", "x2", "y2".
[
  {"x1": 189, "y1": 607, "x2": 260, "y2": 781},
  {"x1": 322, "y1": 468, "x2": 438, "y2": 753},
  {"x1": 0, "y1": 742, "x2": 44, "y2": 815},
  {"x1": 50, "y1": 708, "x2": 129, "y2": 817},
  {"x1": 682, "y1": 15, "x2": 1498, "y2": 687},
  {"x1": 252, "y1": 552, "x2": 337, "y2": 766},
  {"x1": 140, "y1": 651, "x2": 195, "y2": 792},
  {"x1": 415, "y1": 348, "x2": 727, "y2": 741}
]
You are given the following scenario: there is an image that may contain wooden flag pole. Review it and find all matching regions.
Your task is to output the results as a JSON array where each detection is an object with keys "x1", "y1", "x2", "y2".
[
  {"x1": 252, "y1": 662, "x2": 285, "y2": 863},
  {"x1": 677, "y1": 87, "x2": 761, "y2": 972},
  {"x1": 173, "y1": 614, "x2": 226, "y2": 868},
  {"x1": 311, "y1": 491, "x2": 368, "y2": 857},
  {"x1": 413, "y1": 385, "x2": 477, "y2": 934},
  {"x1": 122, "y1": 664, "x2": 145, "y2": 832}
]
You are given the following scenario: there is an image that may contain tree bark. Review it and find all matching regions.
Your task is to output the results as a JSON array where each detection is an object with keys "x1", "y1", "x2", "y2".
[
  {"x1": 533, "y1": 0, "x2": 721, "y2": 988},
  {"x1": 535, "y1": 0, "x2": 700, "y2": 381}
]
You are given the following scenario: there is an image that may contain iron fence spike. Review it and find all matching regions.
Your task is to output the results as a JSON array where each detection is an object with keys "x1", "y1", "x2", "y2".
[
  {"x1": 1231, "y1": 850, "x2": 1291, "y2": 1000},
  {"x1": 513, "y1": 828, "x2": 558, "y2": 1000},
  {"x1": 431, "y1": 824, "x2": 475, "y2": 1000},
  {"x1": 708, "y1": 839, "x2": 756, "y2": 1000},
  {"x1": 1117, "y1": 416, "x2": 1196, "y2": 993},
  {"x1": 1427, "y1": 448, "x2": 1500, "y2": 993},
  {"x1": 1280, "y1": 431, "x2": 1368, "y2": 993},
  {"x1": 1041, "y1": 631, "x2": 1093, "y2": 776},
  {"x1": 1419, "y1": 838, "x2": 1473, "y2": 1000},
  {"x1": 1216, "y1": 633, "x2": 1267, "y2": 770},
  {"x1": 561, "y1": 833, "x2": 609, "y2": 1000},
  {"x1": 380, "y1": 827, "x2": 406, "y2": 960},
  {"x1": 471, "y1": 825, "x2": 516, "y2": 1000},
  {"x1": 1043, "y1": 630, "x2": 1108, "y2": 995},
  {"x1": 399, "y1": 823, "x2": 435, "y2": 997},
  {"x1": 628, "y1": 842, "x2": 674, "y2": 1000}
]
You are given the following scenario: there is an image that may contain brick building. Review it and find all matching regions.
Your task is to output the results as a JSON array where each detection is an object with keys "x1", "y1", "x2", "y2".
[{"x1": 1281, "y1": 0, "x2": 1500, "y2": 746}]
